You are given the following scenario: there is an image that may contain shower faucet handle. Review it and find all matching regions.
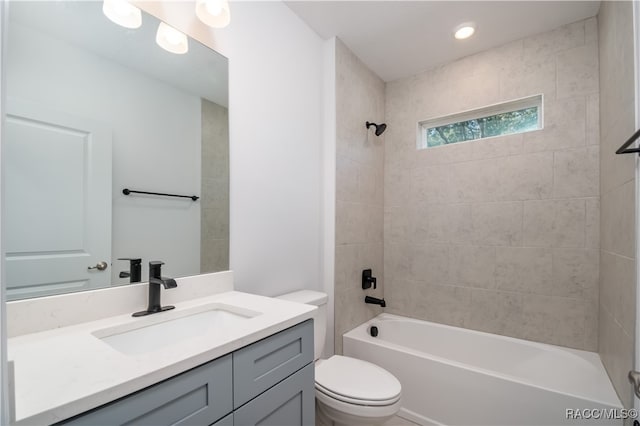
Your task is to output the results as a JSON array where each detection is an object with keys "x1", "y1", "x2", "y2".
[{"x1": 362, "y1": 269, "x2": 377, "y2": 290}]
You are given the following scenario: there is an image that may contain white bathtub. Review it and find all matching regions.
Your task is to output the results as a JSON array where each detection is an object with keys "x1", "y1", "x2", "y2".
[{"x1": 343, "y1": 314, "x2": 624, "y2": 426}]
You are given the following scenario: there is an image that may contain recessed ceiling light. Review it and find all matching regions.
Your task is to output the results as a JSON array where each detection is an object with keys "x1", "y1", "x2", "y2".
[{"x1": 454, "y1": 23, "x2": 476, "y2": 40}]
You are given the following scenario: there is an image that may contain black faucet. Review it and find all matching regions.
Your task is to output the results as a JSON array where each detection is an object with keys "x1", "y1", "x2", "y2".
[
  {"x1": 365, "y1": 295, "x2": 386, "y2": 308},
  {"x1": 118, "y1": 258, "x2": 142, "y2": 283},
  {"x1": 132, "y1": 261, "x2": 177, "y2": 317}
]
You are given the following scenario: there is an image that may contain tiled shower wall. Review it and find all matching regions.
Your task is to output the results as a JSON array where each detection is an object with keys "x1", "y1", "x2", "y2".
[
  {"x1": 201, "y1": 99, "x2": 230, "y2": 273},
  {"x1": 384, "y1": 18, "x2": 600, "y2": 351},
  {"x1": 334, "y1": 38, "x2": 385, "y2": 354},
  {"x1": 598, "y1": 1, "x2": 636, "y2": 408}
]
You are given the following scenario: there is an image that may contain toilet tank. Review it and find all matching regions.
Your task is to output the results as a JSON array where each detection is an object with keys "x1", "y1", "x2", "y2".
[{"x1": 276, "y1": 290, "x2": 327, "y2": 360}]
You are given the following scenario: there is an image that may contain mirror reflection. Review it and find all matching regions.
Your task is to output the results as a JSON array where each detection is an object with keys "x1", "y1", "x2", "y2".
[{"x1": 4, "y1": 1, "x2": 229, "y2": 300}]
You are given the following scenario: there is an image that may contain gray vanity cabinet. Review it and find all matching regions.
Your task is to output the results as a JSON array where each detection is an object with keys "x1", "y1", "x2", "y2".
[
  {"x1": 233, "y1": 319, "x2": 313, "y2": 408},
  {"x1": 212, "y1": 413, "x2": 234, "y2": 426},
  {"x1": 59, "y1": 354, "x2": 233, "y2": 426},
  {"x1": 234, "y1": 364, "x2": 314, "y2": 426},
  {"x1": 57, "y1": 320, "x2": 314, "y2": 426}
]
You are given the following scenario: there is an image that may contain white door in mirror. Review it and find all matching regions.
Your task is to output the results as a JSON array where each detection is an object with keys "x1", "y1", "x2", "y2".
[{"x1": 4, "y1": 99, "x2": 112, "y2": 300}]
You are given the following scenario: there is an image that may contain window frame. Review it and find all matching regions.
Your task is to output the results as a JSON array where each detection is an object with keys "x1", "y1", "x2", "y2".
[{"x1": 417, "y1": 94, "x2": 544, "y2": 149}]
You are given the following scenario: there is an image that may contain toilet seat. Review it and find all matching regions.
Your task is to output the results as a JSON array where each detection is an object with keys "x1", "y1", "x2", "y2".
[
  {"x1": 314, "y1": 355, "x2": 402, "y2": 406},
  {"x1": 315, "y1": 386, "x2": 403, "y2": 421},
  {"x1": 315, "y1": 383, "x2": 401, "y2": 406}
]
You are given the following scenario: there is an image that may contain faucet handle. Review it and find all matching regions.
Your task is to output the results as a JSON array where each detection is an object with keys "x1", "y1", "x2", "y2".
[{"x1": 362, "y1": 269, "x2": 377, "y2": 290}]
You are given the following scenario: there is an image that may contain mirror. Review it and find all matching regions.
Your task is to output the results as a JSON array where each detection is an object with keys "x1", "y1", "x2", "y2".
[{"x1": 3, "y1": 1, "x2": 229, "y2": 300}]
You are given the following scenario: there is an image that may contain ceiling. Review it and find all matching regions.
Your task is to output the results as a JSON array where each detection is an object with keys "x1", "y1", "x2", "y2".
[{"x1": 286, "y1": 1, "x2": 601, "y2": 82}]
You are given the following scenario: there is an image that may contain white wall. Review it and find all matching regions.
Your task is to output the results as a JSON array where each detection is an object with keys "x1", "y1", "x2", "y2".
[
  {"x1": 6, "y1": 23, "x2": 202, "y2": 284},
  {"x1": 139, "y1": 1, "x2": 326, "y2": 296}
]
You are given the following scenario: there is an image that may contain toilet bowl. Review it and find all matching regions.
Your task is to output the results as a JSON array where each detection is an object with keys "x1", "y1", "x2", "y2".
[{"x1": 276, "y1": 290, "x2": 402, "y2": 426}]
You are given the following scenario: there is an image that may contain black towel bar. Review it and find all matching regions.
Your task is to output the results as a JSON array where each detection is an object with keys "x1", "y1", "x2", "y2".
[
  {"x1": 616, "y1": 128, "x2": 640, "y2": 155},
  {"x1": 122, "y1": 188, "x2": 199, "y2": 201}
]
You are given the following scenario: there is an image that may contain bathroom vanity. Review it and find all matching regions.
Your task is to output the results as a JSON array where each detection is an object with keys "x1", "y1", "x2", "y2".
[
  {"x1": 6, "y1": 272, "x2": 316, "y2": 425},
  {"x1": 61, "y1": 321, "x2": 314, "y2": 426}
]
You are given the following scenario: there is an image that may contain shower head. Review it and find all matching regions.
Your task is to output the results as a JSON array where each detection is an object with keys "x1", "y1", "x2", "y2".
[{"x1": 366, "y1": 121, "x2": 387, "y2": 136}]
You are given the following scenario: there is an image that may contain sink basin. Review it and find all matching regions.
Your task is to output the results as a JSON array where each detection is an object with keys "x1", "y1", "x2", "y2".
[{"x1": 93, "y1": 304, "x2": 261, "y2": 355}]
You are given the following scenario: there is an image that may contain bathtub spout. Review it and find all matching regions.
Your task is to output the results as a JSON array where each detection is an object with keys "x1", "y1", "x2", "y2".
[{"x1": 365, "y1": 295, "x2": 386, "y2": 307}]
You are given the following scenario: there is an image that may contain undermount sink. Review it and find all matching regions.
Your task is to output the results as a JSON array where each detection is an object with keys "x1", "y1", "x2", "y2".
[{"x1": 93, "y1": 304, "x2": 261, "y2": 355}]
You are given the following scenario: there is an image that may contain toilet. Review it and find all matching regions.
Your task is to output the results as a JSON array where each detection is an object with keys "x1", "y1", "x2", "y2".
[{"x1": 277, "y1": 290, "x2": 402, "y2": 426}]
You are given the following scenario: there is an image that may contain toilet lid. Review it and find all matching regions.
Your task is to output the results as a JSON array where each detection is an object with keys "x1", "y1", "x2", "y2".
[{"x1": 315, "y1": 356, "x2": 401, "y2": 403}]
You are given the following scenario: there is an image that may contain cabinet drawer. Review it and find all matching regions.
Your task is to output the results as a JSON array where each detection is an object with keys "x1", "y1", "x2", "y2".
[
  {"x1": 233, "y1": 363, "x2": 314, "y2": 426},
  {"x1": 233, "y1": 320, "x2": 313, "y2": 408},
  {"x1": 211, "y1": 412, "x2": 233, "y2": 426},
  {"x1": 59, "y1": 354, "x2": 233, "y2": 426}
]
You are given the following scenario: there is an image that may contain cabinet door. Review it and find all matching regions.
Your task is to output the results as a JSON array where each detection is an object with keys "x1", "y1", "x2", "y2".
[
  {"x1": 234, "y1": 320, "x2": 313, "y2": 408},
  {"x1": 211, "y1": 413, "x2": 233, "y2": 426},
  {"x1": 59, "y1": 354, "x2": 232, "y2": 426},
  {"x1": 233, "y1": 363, "x2": 314, "y2": 426}
]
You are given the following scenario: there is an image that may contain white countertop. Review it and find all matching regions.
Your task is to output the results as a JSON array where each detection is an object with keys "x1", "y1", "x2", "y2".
[{"x1": 8, "y1": 290, "x2": 316, "y2": 425}]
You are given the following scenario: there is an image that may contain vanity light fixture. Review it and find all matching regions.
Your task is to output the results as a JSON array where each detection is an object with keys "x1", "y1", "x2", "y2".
[
  {"x1": 454, "y1": 22, "x2": 475, "y2": 40},
  {"x1": 102, "y1": 0, "x2": 142, "y2": 29},
  {"x1": 156, "y1": 22, "x2": 189, "y2": 54},
  {"x1": 195, "y1": 0, "x2": 231, "y2": 28}
]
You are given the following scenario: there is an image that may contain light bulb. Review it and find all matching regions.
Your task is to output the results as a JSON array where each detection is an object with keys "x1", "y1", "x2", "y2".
[
  {"x1": 205, "y1": 0, "x2": 224, "y2": 16},
  {"x1": 102, "y1": 0, "x2": 141, "y2": 29},
  {"x1": 156, "y1": 22, "x2": 189, "y2": 54},
  {"x1": 196, "y1": 0, "x2": 231, "y2": 28}
]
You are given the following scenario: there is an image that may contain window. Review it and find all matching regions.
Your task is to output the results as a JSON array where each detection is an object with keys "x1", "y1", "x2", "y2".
[{"x1": 418, "y1": 95, "x2": 542, "y2": 149}]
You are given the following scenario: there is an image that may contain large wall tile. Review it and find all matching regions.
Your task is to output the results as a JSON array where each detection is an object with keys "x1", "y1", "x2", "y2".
[
  {"x1": 586, "y1": 93, "x2": 600, "y2": 146},
  {"x1": 600, "y1": 250, "x2": 635, "y2": 335},
  {"x1": 411, "y1": 165, "x2": 450, "y2": 203},
  {"x1": 426, "y1": 203, "x2": 450, "y2": 243},
  {"x1": 496, "y1": 247, "x2": 552, "y2": 295},
  {"x1": 471, "y1": 201, "x2": 523, "y2": 246},
  {"x1": 409, "y1": 243, "x2": 450, "y2": 285},
  {"x1": 523, "y1": 199, "x2": 586, "y2": 248},
  {"x1": 521, "y1": 295, "x2": 586, "y2": 348},
  {"x1": 450, "y1": 245, "x2": 496, "y2": 288},
  {"x1": 585, "y1": 197, "x2": 600, "y2": 248},
  {"x1": 552, "y1": 248, "x2": 598, "y2": 299},
  {"x1": 599, "y1": 308, "x2": 634, "y2": 408},
  {"x1": 601, "y1": 180, "x2": 635, "y2": 258},
  {"x1": 500, "y1": 56, "x2": 556, "y2": 100},
  {"x1": 448, "y1": 203, "x2": 473, "y2": 244},
  {"x1": 448, "y1": 159, "x2": 498, "y2": 203},
  {"x1": 522, "y1": 20, "x2": 585, "y2": 58},
  {"x1": 493, "y1": 152, "x2": 554, "y2": 200},
  {"x1": 523, "y1": 97, "x2": 586, "y2": 153},
  {"x1": 553, "y1": 146, "x2": 599, "y2": 198},
  {"x1": 469, "y1": 289, "x2": 523, "y2": 336},
  {"x1": 557, "y1": 44, "x2": 599, "y2": 99},
  {"x1": 415, "y1": 283, "x2": 472, "y2": 327}
]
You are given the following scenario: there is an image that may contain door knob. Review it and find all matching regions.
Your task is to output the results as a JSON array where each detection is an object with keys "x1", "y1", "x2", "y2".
[{"x1": 88, "y1": 261, "x2": 108, "y2": 271}]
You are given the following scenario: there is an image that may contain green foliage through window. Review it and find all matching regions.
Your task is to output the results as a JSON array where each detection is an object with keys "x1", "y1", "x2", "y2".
[{"x1": 424, "y1": 105, "x2": 540, "y2": 148}]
